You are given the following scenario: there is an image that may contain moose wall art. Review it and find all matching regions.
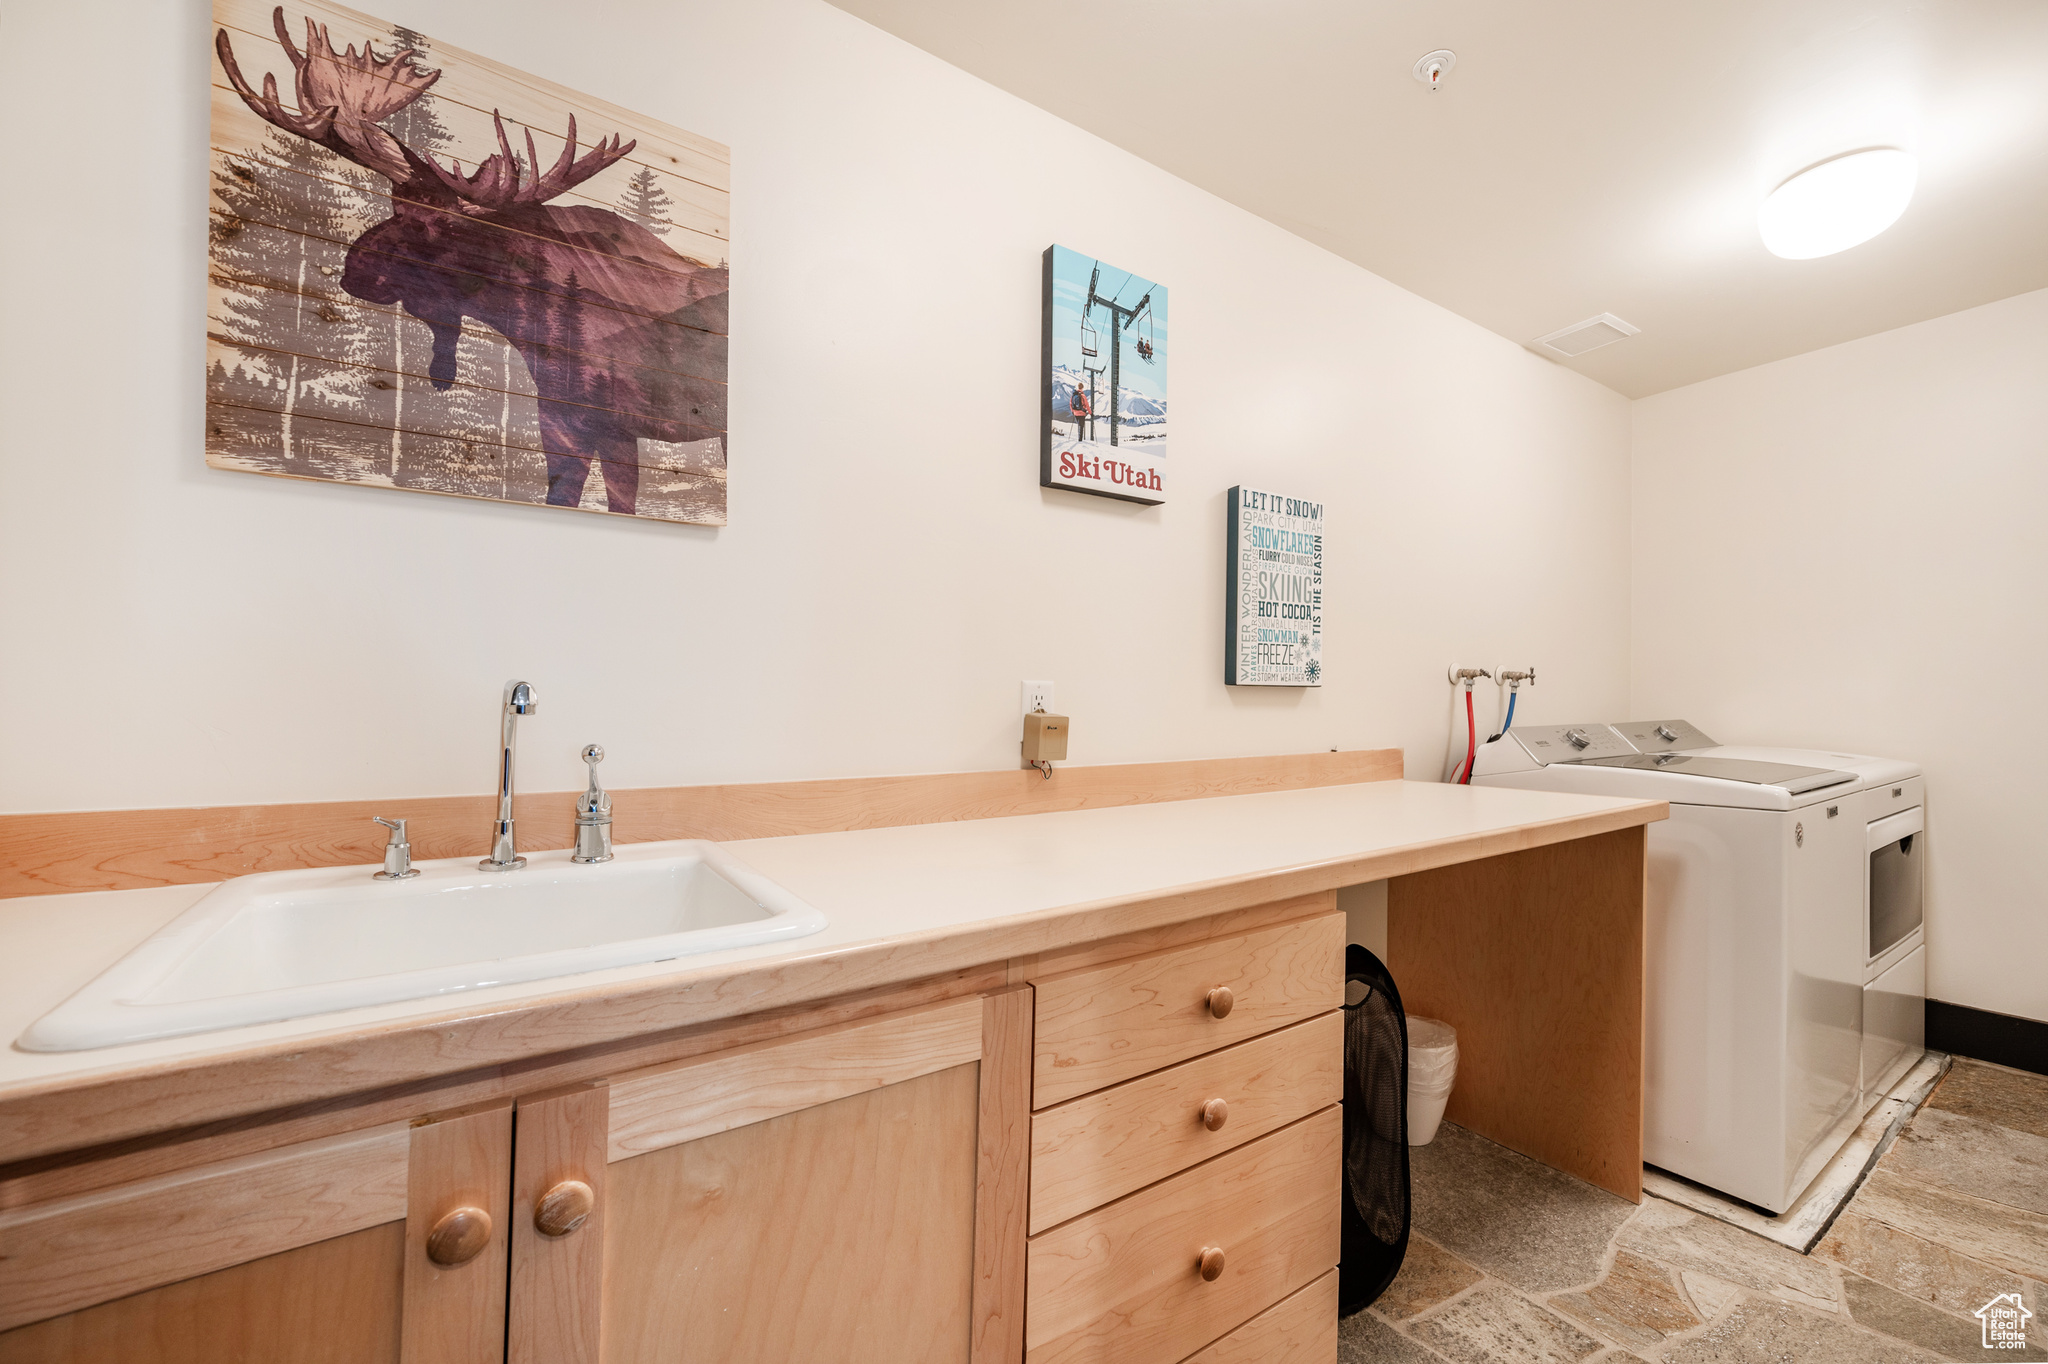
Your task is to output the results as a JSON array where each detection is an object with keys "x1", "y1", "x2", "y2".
[{"x1": 208, "y1": 0, "x2": 730, "y2": 524}]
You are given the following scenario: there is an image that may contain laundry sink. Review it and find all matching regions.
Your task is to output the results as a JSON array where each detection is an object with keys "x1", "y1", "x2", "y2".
[{"x1": 19, "y1": 842, "x2": 827, "y2": 1052}]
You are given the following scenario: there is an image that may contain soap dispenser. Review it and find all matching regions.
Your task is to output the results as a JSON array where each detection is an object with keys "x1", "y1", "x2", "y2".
[{"x1": 572, "y1": 744, "x2": 614, "y2": 864}]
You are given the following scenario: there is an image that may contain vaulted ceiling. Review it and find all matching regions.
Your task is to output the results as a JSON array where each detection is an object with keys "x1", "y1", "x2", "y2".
[{"x1": 829, "y1": 0, "x2": 2048, "y2": 396}]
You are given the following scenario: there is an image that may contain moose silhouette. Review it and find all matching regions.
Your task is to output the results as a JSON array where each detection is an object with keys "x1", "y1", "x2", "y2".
[{"x1": 216, "y1": 10, "x2": 727, "y2": 514}]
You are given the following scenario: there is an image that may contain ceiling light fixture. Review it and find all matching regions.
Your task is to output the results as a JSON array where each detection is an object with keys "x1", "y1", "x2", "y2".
[
  {"x1": 1412, "y1": 50, "x2": 1455, "y2": 90},
  {"x1": 1757, "y1": 149, "x2": 1917, "y2": 260}
]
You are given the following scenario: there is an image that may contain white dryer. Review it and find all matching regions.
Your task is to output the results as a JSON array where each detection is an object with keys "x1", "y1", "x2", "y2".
[{"x1": 1471, "y1": 719, "x2": 1925, "y2": 1213}]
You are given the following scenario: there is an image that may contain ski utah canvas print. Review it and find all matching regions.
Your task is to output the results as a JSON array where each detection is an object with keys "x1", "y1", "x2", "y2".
[
  {"x1": 1040, "y1": 245, "x2": 1168, "y2": 505},
  {"x1": 208, "y1": 0, "x2": 730, "y2": 524}
]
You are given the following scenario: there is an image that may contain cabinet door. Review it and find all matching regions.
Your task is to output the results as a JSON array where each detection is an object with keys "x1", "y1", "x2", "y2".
[
  {"x1": 0, "y1": 1104, "x2": 510, "y2": 1364},
  {"x1": 515, "y1": 989, "x2": 1031, "y2": 1364}
]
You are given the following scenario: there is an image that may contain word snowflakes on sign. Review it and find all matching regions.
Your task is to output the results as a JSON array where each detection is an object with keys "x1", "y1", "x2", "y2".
[
  {"x1": 208, "y1": 1, "x2": 730, "y2": 524},
  {"x1": 1226, "y1": 487, "x2": 1324, "y2": 687},
  {"x1": 1040, "y1": 245, "x2": 1167, "y2": 505}
]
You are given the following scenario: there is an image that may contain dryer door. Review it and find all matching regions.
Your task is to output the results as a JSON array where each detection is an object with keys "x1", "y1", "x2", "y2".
[{"x1": 1867, "y1": 807, "x2": 1925, "y2": 963}]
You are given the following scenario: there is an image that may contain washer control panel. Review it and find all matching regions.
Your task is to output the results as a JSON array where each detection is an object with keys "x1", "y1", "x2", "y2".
[
  {"x1": 1512, "y1": 724, "x2": 1637, "y2": 765},
  {"x1": 1614, "y1": 718, "x2": 1717, "y2": 753}
]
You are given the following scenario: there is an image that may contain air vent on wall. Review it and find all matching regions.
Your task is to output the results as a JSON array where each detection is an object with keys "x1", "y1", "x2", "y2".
[{"x1": 1531, "y1": 313, "x2": 1640, "y2": 358}]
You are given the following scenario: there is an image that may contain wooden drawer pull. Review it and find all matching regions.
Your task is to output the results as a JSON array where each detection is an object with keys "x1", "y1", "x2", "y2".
[
  {"x1": 425, "y1": 1206, "x2": 493, "y2": 1266},
  {"x1": 1198, "y1": 1245, "x2": 1227, "y2": 1281},
  {"x1": 534, "y1": 1179, "x2": 595, "y2": 1237},
  {"x1": 1201, "y1": 1097, "x2": 1229, "y2": 1131},
  {"x1": 1205, "y1": 986, "x2": 1235, "y2": 1019}
]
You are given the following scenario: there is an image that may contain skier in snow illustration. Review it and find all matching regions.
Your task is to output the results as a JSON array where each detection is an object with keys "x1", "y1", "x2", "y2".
[{"x1": 1069, "y1": 384, "x2": 1092, "y2": 441}]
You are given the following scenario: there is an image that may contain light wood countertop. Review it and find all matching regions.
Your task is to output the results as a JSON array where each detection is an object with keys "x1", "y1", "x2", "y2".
[{"x1": 0, "y1": 781, "x2": 1664, "y2": 1165}]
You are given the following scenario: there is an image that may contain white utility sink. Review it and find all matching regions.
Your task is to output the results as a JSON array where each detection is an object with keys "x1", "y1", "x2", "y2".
[{"x1": 19, "y1": 842, "x2": 827, "y2": 1052}]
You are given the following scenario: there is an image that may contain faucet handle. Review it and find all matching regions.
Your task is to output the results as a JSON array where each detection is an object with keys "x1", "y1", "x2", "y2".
[
  {"x1": 573, "y1": 745, "x2": 615, "y2": 864},
  {"x1": 373, "y1": 817, "x2": 420, "y2": 881},
  {"x1": 577, "y1": 745, "x2": 611, "y2": 816}
]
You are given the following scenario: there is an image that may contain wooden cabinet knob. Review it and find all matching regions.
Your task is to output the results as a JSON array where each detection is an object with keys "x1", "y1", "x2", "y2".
[
  {"x1": 1201, "y1": 1098, "x2": 1229, "y2": 1131},
  {"x1": 425, "y1": 1206, "x2": 492, "y2": 1266},
  {"x1": 1206, "y1": 987, "x2": 1234, "y2": 1019},
  {"x1": 1198, "y1": 1246, "x2": 1227, "y2": 1281},
  {"x1": 534, "y1": 1179, "x2": 595, "y2": 1238}
]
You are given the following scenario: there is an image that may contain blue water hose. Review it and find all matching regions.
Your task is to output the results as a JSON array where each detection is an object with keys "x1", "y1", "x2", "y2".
[{"x1": 1486, "y1": 689, "x2": 1518, "y2": 744}]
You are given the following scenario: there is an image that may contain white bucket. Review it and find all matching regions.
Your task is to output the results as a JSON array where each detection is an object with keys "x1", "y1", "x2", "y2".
[{"x1": 1407, "y1": 1016, "x2": 1459, "y2": 1146}]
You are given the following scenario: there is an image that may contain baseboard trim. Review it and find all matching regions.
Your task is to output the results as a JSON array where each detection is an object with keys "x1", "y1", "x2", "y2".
[
  {"x1": 0, "y1": 748, "x2": 1403, "y2": 898},
  {"x1": 1926, "y1": 999, "x2": 2048, "y2": 1078}
]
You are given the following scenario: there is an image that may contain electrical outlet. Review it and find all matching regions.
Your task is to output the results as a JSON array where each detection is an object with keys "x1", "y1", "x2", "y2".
[{"x1": 1021, "y1": 680, "x2": 1055, "y2": 716}]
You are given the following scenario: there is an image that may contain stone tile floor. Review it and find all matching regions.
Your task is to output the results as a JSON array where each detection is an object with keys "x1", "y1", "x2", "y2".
[{"x1": 1342, "y1": 1058, "x2": 2048, "y2": 1363}]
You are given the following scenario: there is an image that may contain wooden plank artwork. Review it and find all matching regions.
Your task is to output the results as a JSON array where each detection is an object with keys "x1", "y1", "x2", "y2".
[{"x1": 206, "y1": 0, "x2": 729, "y2": 525}]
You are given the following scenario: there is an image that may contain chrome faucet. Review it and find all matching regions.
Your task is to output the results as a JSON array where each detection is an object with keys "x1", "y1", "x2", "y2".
[
  {"x1": 372, "y1": 817, "x2": 418, "y2": 880},
  {"x1": 572, "y1": 744, "x2": 614, "y2": 864},
  {"x1": 481, "y1": 680, "x2": 538, "y2": 871}
]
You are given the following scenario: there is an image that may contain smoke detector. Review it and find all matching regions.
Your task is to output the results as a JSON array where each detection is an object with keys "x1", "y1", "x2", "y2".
[
  {"x1": 1413, "y1": 50, "x2": 1456, "y2": 90},
  {"x1": 1531, "y1": 313, "x2": 1641, "y2": 358}
]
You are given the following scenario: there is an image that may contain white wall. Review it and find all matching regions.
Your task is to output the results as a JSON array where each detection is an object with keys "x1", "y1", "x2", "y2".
[
  {"x1": 1632, "y1": 287, "x2": 2048, "y2": 1025},
  {"x1": 0, "y1": 0, "x2": 1630, "y2": 814}
]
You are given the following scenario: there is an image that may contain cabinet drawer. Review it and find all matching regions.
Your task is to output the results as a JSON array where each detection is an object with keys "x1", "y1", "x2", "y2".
[
  {"x1": 1032, "y1": 913, "x2": 1344, "y2": 1108},
  {"x1": 1030, "y1": 1011, "x2": 1342, "y2": 1233},
  {"x1": 1024, "y1": 1106, "x2": 1340, "y2": 1364},
  {"x1": 1183, "y1": 1269, "x2": 1337, "y2": 1364}
]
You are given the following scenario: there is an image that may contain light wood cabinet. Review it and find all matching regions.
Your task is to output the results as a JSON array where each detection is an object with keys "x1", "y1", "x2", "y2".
[
  {"x1": 1031, "y1": 914, "x2": 1345, "y2": 1107},
  {"x1": 602, "y1": 1062, "x2": 978, "y2": 1362},
  {"x1": 1182, "y1": 1271, "x2": 1339, "y2": 1364},
  {"x1": 1025, "y1": 1107, "x2": 1341, "y2": 1364},
  {"x1": 0, "y1": 899, "x2": 1342, "y2": 1364},
  {"x1": 0, "y1": 1105, "x2": 509, "y2": 1364},
  {"x1": 1029, "y1": 1011, "x2": 1342, "y2": 1234},
  {"x1": 586, "y1": 992, "x2": 1025, "y2": 1363},
  {"x1": 0, "y1": 989, "x2": 1031, "y2": 1364},
  {"x1": 1023, "y1": 906, "x2": 1345, "y2": 1364}
]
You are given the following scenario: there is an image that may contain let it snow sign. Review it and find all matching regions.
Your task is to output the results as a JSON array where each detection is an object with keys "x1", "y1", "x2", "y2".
[{"x1": 1226, "y1": 486, "x2": 1323, "y2": 686}]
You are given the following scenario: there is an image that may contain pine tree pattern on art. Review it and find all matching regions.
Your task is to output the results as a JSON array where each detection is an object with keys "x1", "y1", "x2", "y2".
[
  {"x1": 617, "y1": 167, "x2": 675, "y2": 236},
  {"x1": 208, "y1": 127, "x2": 375, "y2": 479}
]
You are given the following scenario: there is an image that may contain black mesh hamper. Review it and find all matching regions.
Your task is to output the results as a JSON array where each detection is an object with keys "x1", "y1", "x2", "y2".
[{"x1": 1339, "y1": 943, "x2": 1410, "y2": 1314}]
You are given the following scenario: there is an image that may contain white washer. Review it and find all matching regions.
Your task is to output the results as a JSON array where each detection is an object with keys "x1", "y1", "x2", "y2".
[{"x1": 1471, "y1": 719, "x2": 1925, "y2": 1213}]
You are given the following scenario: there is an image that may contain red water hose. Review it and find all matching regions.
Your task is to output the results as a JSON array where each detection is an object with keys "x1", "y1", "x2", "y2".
[{"x1": 1459, "y1": 687, "x2": 1477, "y2": 784}]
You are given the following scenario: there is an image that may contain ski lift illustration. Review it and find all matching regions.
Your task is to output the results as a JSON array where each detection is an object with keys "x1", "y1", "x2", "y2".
[
  {"x1": 1080, "y1": 309, "x2": 1099, "y2": 358},
  {"x1": 1135, "y1": 306, "x2": 1157, "y2": 363}
]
